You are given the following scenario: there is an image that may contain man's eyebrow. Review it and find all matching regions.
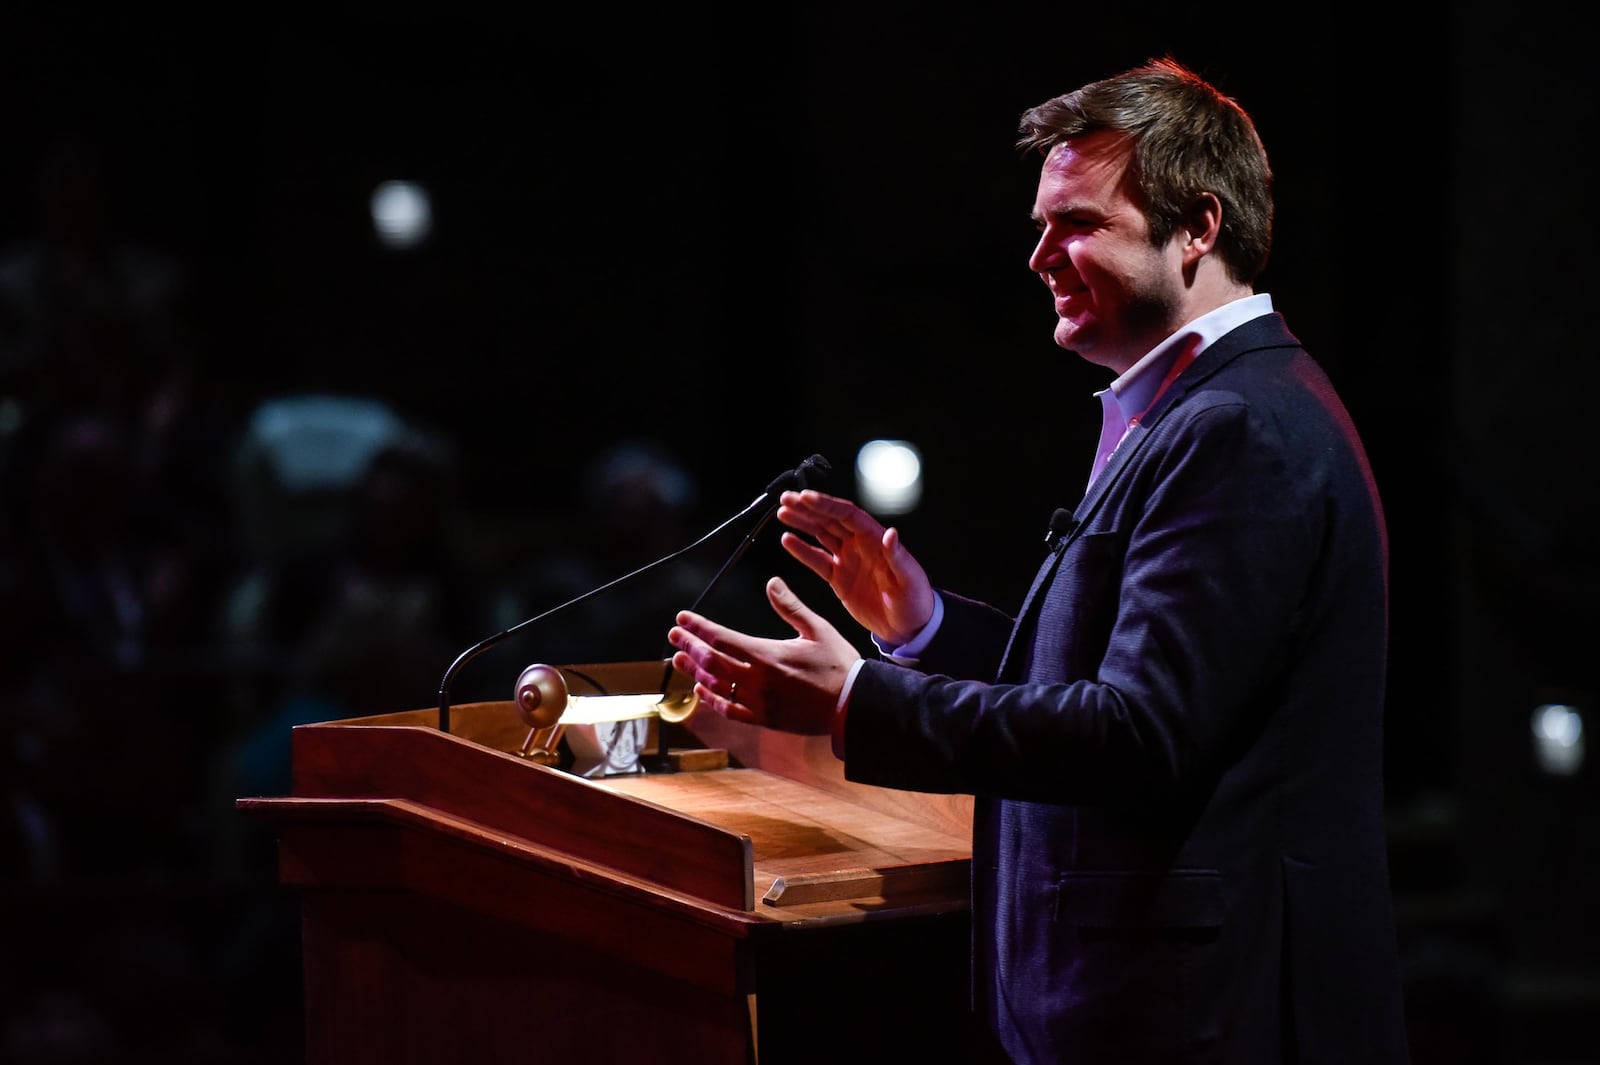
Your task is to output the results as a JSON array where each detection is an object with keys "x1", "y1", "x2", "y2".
[{"x1": 1035, "y1": 201, "x2": 1094, "y2": 221}]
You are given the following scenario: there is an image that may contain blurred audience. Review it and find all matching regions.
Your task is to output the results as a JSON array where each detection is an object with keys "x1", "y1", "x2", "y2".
[
  {"x1": 214, "y1": 400, "x2": 483, "y2": 802},
  {"x1": 0, "y1": 132, "x2": 277, "y2": 1063},
  {"x1": 0, "y1": 411, "x2": 218, "y2": 878},
  {"x1": 0, "y1": 130, "x2": 231, "y2": 886}
]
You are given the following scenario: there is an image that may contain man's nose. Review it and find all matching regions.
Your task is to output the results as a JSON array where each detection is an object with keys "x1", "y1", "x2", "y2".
[{"x1": 1027, "y1": 234, "x2": 1058, "y2": 275}]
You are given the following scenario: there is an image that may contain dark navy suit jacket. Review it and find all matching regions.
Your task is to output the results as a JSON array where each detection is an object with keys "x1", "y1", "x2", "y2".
[{"x1": 843, "y1": 313, "x2": 1410, "y2": 1063}]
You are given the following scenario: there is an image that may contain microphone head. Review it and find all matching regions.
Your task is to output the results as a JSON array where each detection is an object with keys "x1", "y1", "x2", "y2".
[
  {"x1": 765, "y1": 454, "x2": 832, "y2": 496},
  {"x1": 796, "y1": 453, "x2": 832, "y2": 489},
  {"x1": 1045, "y1": 507, "x2": 1077, "y2": 547}
]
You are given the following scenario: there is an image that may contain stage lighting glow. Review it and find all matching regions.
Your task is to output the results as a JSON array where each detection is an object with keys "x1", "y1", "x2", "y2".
[
  {"x1": 856, "y1": 439, "x2": 923, "y2": 515},
  {"x1": 1532, "y1": 702, "x2": 1585, "y2": 777},
  {"x1": 370, "y1": 179, "x2": 433, "y2": 249}
]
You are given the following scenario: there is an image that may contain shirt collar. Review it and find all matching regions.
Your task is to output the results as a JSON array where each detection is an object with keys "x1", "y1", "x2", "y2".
[{"x1": 1097, "y1": 293, "x2": 1275, "y2": 423}]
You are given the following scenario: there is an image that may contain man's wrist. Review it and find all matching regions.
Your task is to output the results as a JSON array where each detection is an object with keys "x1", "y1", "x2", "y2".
[{"x1": 874, "y1": 593, "x2": 945, "y2": 662}]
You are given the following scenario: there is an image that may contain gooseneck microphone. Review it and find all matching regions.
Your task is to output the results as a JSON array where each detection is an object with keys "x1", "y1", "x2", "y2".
[
  {"x1": 435, "y1": 454, "x2": 831, "y2": 735},
  {"x1": 680, "y1": 453, "x2": 831, "y2": 620},
  {"x1": 637, "y1": 453, "x2": 832, "y2": 772}
]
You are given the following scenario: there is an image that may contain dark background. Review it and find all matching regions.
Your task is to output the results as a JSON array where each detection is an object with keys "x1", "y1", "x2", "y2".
[{"x1": 0, "y1": 4, "x2": 1594, "y2": 1063}]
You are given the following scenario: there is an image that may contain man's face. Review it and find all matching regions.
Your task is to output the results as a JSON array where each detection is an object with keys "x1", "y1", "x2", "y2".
[{"x1": 1027, "y1": 130, "x2": 1187, "y2": 375}]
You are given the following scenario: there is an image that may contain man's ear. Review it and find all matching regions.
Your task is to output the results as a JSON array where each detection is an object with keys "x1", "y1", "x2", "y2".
[{"x1": 1180, "y1": 191, "x2": 1224, "y2": 264}]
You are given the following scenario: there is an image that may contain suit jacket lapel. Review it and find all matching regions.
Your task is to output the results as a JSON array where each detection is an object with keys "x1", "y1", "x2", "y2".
[
  {"x1": 993, "y1": 313, "x2": 1301, "y2": 682},
  {"x1": 994, "y1": 424, "x2": 1147, "y2": 681}
]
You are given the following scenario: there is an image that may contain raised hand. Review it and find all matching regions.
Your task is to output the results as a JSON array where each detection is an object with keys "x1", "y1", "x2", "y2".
[
  {"x1": 668, "y1": 576, "x2": 861, "y2": 735},
  {"x1": 775, "y1": 489, "x2": 936, "y2": 646}
]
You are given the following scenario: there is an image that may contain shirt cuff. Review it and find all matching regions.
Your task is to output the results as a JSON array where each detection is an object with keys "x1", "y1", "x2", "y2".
[
  {"x1": 833, "y1": 658, "x2": 867, "y2": 760},
  {"x1": 870, "y1": 592, "x2": 945, "y2": 665}
]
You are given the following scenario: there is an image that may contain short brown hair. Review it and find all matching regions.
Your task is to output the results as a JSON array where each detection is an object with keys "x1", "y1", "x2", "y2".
[{"x1": 1017, "y1": 57, "x2": 1274, "y2": 285}]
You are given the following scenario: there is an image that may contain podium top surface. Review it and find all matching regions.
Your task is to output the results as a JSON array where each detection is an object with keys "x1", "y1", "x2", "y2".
[{"x1": 242, "y1": 696, "x2": 972, "y2": 924}]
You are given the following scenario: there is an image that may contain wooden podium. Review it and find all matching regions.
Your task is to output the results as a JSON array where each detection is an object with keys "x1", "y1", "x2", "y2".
[{"x1": 237, "y1": 665, "x2": 975, "y2": 1065}]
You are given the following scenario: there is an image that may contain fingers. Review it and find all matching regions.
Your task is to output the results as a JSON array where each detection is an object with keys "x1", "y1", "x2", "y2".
[
  {"x1": 668, "y1": 637, "x2": 763, "y2": 727},
  {"x1": 881, "y1": 525, "x2": 913, "y2": 582},
  {"x1": 778, "y1": 489, "x2": 885, "y2": 544},
  {"x1": 882, "y1": 524, "x2": 929, "y2": 582},
  {"x1": 669, "y1": 612, "x2": 746, "y2": 678},
  {"x1": 778, "y1": 529, "x2": 835, "y2": 582},
  {"x1": 764, "y1": 575, "x2": 820, "y2": 639},
  {"x1": 670, "y1": 608, "x2": 757, "y2": 685},
  {"x1": 683, "y1": 670, "x2": 764, "y2": 726},
  {"x1": 778, "y1": 490, "x2": 894, "y2": 583}
]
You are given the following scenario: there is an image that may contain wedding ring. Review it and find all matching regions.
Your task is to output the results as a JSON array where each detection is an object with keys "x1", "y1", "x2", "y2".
[{"x1": 728, "y1": 682, "x2": 739, "y2": 701}]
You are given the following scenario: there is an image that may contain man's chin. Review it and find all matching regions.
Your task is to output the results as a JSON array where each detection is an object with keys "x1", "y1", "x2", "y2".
[
  {"x1": 1057, "y1": 329, "x2": 1126, "y2": 373},
  {"x1": 1055, "y1": 321, "x2": 1089, "y2": 353}
]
